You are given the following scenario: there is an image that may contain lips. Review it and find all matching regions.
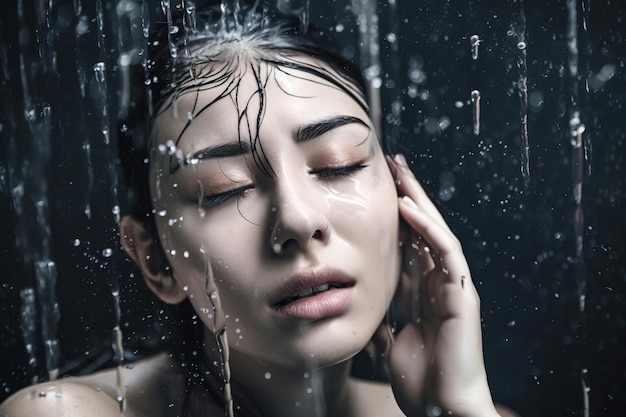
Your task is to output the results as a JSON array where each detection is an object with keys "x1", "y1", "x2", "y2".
[
  {"x1": 272, "y1": 268, "x2": 355, "y2": 320},
  {"x1": 276, "y1": 282, "x2": 350, "y2": 305}
]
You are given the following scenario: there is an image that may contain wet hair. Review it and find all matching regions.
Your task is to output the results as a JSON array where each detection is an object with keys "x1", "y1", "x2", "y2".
[{"x1": 117, "y1": 0, "x2": 371, "y2": 227}]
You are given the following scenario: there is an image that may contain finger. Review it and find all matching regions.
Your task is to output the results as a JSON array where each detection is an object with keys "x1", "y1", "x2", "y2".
[
  {"x1": 388, "y1": 154, "x2": 454, "y2": 235},
  {"x1": 399, "y1": 196, "x2": 470, "y2": 283}
]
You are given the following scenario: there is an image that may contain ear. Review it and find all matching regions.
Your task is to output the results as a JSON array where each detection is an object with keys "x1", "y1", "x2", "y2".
[{"x1": 119, "y1": 215, "x2": 186, "y2": 304}]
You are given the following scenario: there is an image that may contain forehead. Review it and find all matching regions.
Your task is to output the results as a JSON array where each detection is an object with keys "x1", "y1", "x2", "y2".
[{"x1": 151, "y1": 52, "x2": 369, "y2": 151}]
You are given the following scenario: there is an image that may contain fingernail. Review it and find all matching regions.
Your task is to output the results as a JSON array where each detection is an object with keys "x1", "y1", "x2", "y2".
[
  {"x1": 394, "y1": 154, "x2": 408, "y2": 168},
  {"x1": 400, "y1": 196, "x2": 419, "y2": 209}
]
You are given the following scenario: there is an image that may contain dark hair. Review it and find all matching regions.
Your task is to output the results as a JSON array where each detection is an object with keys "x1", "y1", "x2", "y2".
[{"x1": 117, "y1": 0, "x2": 369, "y2": 227}]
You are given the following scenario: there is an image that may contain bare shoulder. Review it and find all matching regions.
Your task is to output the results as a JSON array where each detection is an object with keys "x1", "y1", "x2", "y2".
[{"x1": 0, "y1": 353, "x2": 185, "y2": 417}]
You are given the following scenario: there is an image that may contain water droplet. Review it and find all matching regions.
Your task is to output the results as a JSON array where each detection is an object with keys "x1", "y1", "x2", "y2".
[
  {"x1": 426, "y1": 405, "x2": 442, "y2": 416},
  {"x1": 517, "y1": 41, "x2": 526, "y2": 50},
  {"x1": 72, "y1": 239, "x2": 81, "y2": 246},
  {"x1": 102, "y1": 248, "x2": 113, "y2": 257},
  {"x1": 264, "y1": 372, "x2": 271, "y2": 380}
]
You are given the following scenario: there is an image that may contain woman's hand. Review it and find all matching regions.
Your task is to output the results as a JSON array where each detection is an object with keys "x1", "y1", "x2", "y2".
[{"x1": 385, "y1": 154, "x2": 500, "y2": 417}]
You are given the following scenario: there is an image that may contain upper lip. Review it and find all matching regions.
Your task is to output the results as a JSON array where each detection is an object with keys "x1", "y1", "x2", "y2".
[{"x1": 272, "y1": 268, "x2": 356, "y2": 306}]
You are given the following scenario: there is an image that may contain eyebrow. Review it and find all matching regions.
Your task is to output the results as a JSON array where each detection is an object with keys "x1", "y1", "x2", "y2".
[
  {"x1": 172, "y1": 115, "x2": 369, "y2": 174},
  {"x1": 294, "y1": 115, "x2": 369, "y2": 144}
]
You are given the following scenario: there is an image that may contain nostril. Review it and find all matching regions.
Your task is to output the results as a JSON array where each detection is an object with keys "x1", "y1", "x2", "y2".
[{"x1": 312, "y1": 230, "x2": 322, "y2": 239}]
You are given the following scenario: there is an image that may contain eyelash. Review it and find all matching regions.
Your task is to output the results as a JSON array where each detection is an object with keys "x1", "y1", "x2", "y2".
[
  {"x1": 199, "y1": 163, "x2": 367, "y2": 208},
  {"x1": 311, "y1": 163, "x2": 368, "y2": 179},
  {"x1": 200, "y1": 186, "x2": 252, "y2": 209}
]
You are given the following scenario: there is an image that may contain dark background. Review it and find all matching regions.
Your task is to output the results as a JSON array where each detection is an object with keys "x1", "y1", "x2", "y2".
[{"x1": 1, "y1": 1, "x2": 625, "y2": 416}]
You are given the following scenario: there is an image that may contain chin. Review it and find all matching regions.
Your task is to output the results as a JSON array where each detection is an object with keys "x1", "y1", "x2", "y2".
[{"x1": 282, "y1": 312, "x2": 384, "y2": 370}]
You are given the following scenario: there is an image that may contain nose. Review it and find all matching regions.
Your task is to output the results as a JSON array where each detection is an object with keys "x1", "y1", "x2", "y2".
[{"x1": 269, "y1": 179, "x2": 329, "y2": 256}]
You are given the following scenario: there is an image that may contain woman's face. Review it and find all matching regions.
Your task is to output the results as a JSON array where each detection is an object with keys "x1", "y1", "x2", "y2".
[{"x1": 149, "y1": 55, "x2": 401, "y2": 369}]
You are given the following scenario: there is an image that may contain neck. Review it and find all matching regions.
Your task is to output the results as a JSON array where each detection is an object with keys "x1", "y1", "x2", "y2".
[{"x1": 198, "y1": 331, "x2": 358, "y2": 417}]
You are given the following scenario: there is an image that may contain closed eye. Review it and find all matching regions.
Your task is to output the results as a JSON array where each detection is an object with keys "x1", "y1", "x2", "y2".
[
  {"x1": 311, "y1": 163, "x2": 368, "y2": 179},
  {"x1": 200, "y1": 185, "x2": 253, "y2": 209}
]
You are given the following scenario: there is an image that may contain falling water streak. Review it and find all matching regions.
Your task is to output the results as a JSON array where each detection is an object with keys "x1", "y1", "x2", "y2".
[
  {"x1": 276, "y1": 0, "x2": 311, "y2": 33},
  {"x1": 220, "y1": 0, "x2": 243, "y2": 33},
  {"x1": 35, "y1": 261, "x2": 61, "y2": 382},
  {"x1": 34, "y1": 0, "x2": 56, "y2": 74},
  {"x1": 17, "y1": 0, "x2": 61, "y2": 378},
  {"x1": 112, "y1": 290, "x2": 126, "y2": 415},
  {"x1": 25, "y1": 103, "x2": 61, "y2": 382},
  {"x1": 160, "y1": 1, "x2": 179, "y2": 59},
  {"x1": 385, "y1": 0, "x2": 403, "y2": 151},
  {"x1": 73, "y1": 0, "x2": 82, "y2": 15},
  {"x1": 0, "y1": 42, "x2": 10, "y2": 81},
  {"x1": 31, "y1": 104, "x2": 61, "y2": 383},
  {"x1": 567, "y1": 0, "x2": 590, "y2": 415},
  {"x1": 19, "y1": 288, "x2": 39, "y2": 385},
  {"x1": 352, "y1": 0, "x2": 382, "y2": 134},
  {"x1": 203, "y1": 259, "x2": 234, "y2": 417},
  {"x1": 182, "y1": 0, "x2": 198, "y2": 56},
  {"x1": 470, "y1": 34, "x2": 480, "y2": 61},
  {"x1": 96, "y1": 0, "x2": 105, "y2": 56},
  {"x1": 471, "y1": 90, "x2": 480, "y2": 135},
  {"x1": 117, "y1": 0, "x2": 145, "y2": 118},
  {"x1": 94, "y1": 7, "x2": 127, "y2": 413},
  {"x1": 141, "y1": 0, "x2": 151, "y2": 38},
  {"x1": 75, "y1": 14, "x2": 93, "y2": 218},
  {"x1": 75, "y1": 16, "x2": 88, "y2": 98},
  {"x1": 581, "y1": 0, "x2": 592, "y2": 176},
  {"x1": 516, "y1": 0, "x2": 530, "y2": 188}
]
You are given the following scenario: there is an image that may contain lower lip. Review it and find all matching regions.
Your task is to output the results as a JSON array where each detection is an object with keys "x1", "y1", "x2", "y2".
[{"x1": 274, "y1": 287, "x2": 353, "y2": 321}]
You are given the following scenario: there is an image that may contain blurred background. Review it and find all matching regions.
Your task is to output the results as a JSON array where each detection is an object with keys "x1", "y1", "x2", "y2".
[{"x1": 1, "y1": 1, "x2": 625, "y2": 416}]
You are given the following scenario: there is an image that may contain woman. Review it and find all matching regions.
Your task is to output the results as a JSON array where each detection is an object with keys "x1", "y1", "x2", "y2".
[{"x1": 1, "y1": 2, "x2": 517, "y2": 416}]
